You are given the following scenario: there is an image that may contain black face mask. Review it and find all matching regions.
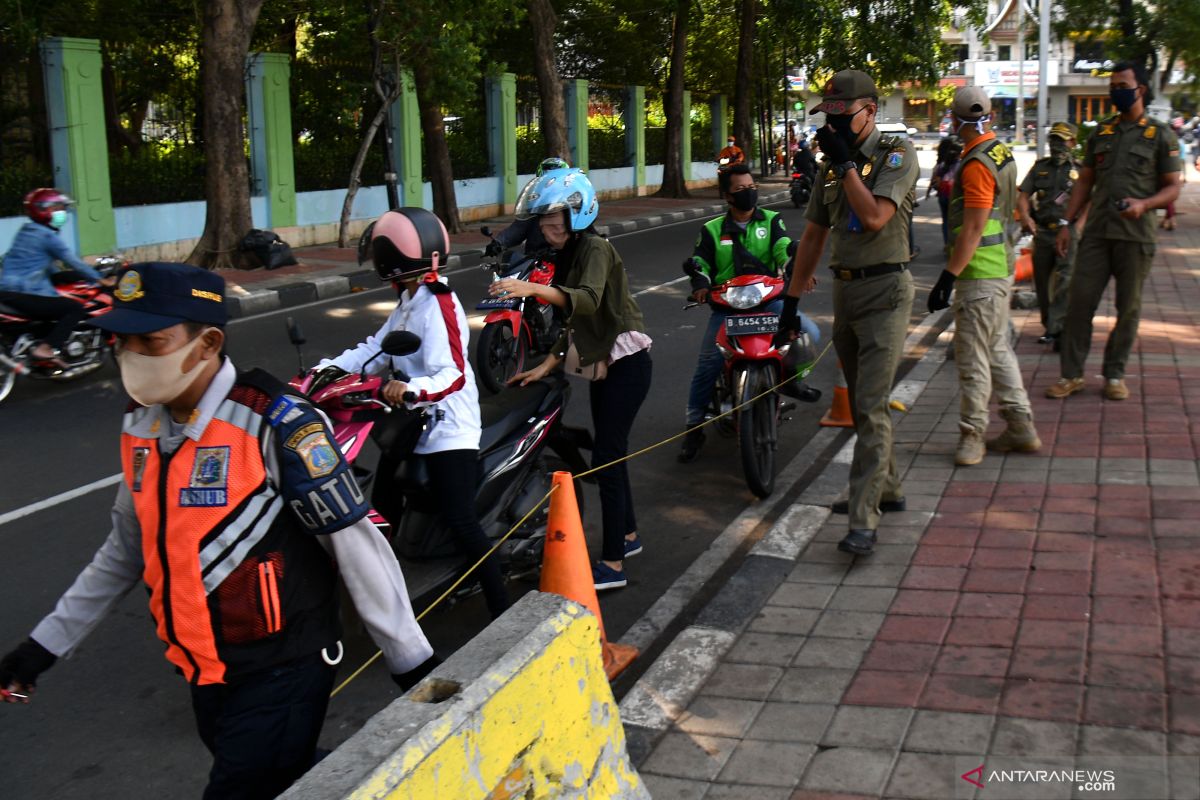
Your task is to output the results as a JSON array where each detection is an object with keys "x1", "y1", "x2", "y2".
[
  {"x1": 729, "y1": 188, "x2": 758, "y2": 211},
  {"x1": 1110, "y1": 86, "x2": 1139, "y2": 113},
  {"x1": 826, "y1": 107, "x2": 866, "y2": 146},
  {"x1": 1049, "y1": 140, "x2": 1071, "y2": 163}
]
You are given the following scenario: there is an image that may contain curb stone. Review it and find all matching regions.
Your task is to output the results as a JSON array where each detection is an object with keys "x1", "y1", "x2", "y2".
[
  {"x1": 225, "y1": 192, "x2": 789, "y2": 319},
  {"x1": 617, "y1": 307, "x2": 953, "y2": 767}
]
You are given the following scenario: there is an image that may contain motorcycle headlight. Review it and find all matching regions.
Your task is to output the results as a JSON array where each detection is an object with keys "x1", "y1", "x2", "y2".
[{"x1": 724, "y1": 283, "x2": 768, "y2": 309}]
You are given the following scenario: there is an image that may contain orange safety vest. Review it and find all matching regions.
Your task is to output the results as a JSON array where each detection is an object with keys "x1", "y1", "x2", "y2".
[{"x1": 121, "y1": 374, "x2": 343, "y2": 685}]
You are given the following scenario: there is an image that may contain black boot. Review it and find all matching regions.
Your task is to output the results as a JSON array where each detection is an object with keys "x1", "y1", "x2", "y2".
[
  {"x1": 779, "y1": 381, "x2": 822, "y2": 403},
  {"x1": 677, "y1": 427, "x2": 706, "y2": 463}
]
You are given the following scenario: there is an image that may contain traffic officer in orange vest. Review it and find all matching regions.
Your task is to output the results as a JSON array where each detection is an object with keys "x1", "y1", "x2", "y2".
[{"x1": 0, "y1": 263, "x2": 437, "y2": 799}]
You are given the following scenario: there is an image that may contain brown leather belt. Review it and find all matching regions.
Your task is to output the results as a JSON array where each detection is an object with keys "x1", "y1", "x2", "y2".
[{"x1": 831, "y1": 263, "x2": 907, "y2": 281}]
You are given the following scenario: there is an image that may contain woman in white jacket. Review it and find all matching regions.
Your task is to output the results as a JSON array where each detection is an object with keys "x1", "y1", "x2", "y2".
[{"x1": 311, "y1": 208, "x2": 508, "y2": 618}]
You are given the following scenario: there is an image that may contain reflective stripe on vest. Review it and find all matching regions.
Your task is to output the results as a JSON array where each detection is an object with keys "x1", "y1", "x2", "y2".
[
  {"x1": 949, "y1": 139, "x2": 1015, "y2": 281},
  {"x1": 122, "y1": 397, "x2": 282, "y2": 685}
]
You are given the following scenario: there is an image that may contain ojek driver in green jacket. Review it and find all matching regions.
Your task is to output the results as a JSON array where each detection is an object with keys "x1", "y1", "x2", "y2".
[{"x1": 679, "y1": 164, "x2": 822, "y2": 463}]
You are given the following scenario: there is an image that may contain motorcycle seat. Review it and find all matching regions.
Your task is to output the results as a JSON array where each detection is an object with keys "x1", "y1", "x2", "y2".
[
  {"x1": 478, "y1": 381, "x2": 552, "y2": 454},
  {"x1": 0, "y1": 300, "x2": 24, "y2": 318}
]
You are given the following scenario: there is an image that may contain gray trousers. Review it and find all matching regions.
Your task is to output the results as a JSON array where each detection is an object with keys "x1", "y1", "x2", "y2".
[
  {"x1": 1059, "y1": 235, "x2": 1155, "y2": 381},
  {"x1": 832, "y1": 270, "x2": 914, "y2": 531},
  {"x1": 953, "y1": 277, "x2": 1032, "y2": 435}
]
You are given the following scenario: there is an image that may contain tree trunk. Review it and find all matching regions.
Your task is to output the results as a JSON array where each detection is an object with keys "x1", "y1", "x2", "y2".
[
  {"x1": 412, "y1": 60, "x2": 462, "y2": 233},
  {"x1": 657, "y1": 0, "x2": 691, "y2": 198},
  {"x1": 186, "y1": 0, "x2": 266, "y2": 270},
  {"x1": 733, "y1": 0, "x2": 756, "y2": 155},
  {"x1": 336, "y1": 88, "x2": 400, "y2": 247},
  {"x1": 528, "y1": 0, "x2": 570, "y2": 160}
]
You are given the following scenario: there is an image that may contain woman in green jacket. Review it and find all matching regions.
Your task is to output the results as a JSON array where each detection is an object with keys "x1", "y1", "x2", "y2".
[{"x1": 489, "y1": 168, "x2": 652, "y2": 591}]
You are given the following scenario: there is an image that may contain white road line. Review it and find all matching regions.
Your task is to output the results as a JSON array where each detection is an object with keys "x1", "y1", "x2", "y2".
[
  {"x1": 0, "y1": 473, "x2": 122, "y2": 528},
  {"x1": 0, "y1": 209, "x2": 748, "y2": 523}
]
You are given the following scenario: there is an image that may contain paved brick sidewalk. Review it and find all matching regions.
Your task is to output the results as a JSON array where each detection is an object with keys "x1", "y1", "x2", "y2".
[{"x1": 631, "y1": 188, "x2": 1200, "y2": 799}]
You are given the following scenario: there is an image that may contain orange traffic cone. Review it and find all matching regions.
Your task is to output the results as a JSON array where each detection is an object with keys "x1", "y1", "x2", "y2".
[
  {"x1": 819, "y1": 360, "x2": 855, "y2": 428},
  {"x1": 540, "y1": 472, "x2": 638, "y2": 680},
  {"x1": 1014, "y1": 247, "x2": 1033, "y2": 283}
]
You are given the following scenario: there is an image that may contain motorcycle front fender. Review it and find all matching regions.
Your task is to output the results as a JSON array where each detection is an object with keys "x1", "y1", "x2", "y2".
[{"x1": 483, "y1": 309, "x2": 524, "y2": 338}]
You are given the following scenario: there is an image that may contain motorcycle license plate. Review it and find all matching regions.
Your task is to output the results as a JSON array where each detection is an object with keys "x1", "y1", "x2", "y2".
[
  {"x1": 725, "y1": 313, "x2": 780, "y2": 336},
  {"x1": 476, "y1": 297, "x2": 520, "y2": 311}
]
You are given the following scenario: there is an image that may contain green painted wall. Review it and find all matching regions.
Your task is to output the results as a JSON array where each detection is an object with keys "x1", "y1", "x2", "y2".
[
  {"x1": 565, "y1": 79, "x2": 589, "y2": 171},
  {"x1": 487, "y1": 73, "x2": 518, "y2": 207},
  {"x1": 246, "y1": 53, "x2": 296, "y2": 228},
  {"x1": 41, "y1": 37, "x2": 115, "y2": 254},
  {"x1": 625, "y1": 86, "x2": 645, "y2": 188}
]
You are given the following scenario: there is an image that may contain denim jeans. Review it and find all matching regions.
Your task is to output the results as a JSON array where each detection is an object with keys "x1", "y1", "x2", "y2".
[
  {"x1": 685, "y1": 302, "x2": 820, "y2": 425},
  {"x1": 590, "y1": 349, "x2": 652, "y2": 562}
]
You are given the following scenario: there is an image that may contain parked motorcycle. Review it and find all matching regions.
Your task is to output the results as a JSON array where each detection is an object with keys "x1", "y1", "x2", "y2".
[
  {"x1": 789, "y1": 171, "x2": 813, "y2": 208},
  {"x1": 473, "y1": 226, "x2": 561, "y2": 394},
  {"x1": 0, "y1": 256, "x2": 125, "y2": 405},
  {"x1": 285, "y1": 319, "x2": 591, "y2": 610},
  {"x1": 686, "y1": 273, "x2": 795, "y2": 498}
]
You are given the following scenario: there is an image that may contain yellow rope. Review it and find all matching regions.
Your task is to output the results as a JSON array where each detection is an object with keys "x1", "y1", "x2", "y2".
[{"x1": 330, "y1": 336, "x2": 834, "y2": 696}]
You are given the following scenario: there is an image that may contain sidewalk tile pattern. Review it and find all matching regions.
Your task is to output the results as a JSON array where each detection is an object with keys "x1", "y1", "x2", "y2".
[{"x1": 635, "y1": 190, "x2": 1200, "y2": 797}]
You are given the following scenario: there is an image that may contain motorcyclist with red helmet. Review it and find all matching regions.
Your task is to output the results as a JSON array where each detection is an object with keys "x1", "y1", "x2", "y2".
[
  {"x1": 309, "y1": 208, "x2": 508, "y2": 619},
  {"x1": 0, "y1": 188, "x2": 112, "y2": 362}
]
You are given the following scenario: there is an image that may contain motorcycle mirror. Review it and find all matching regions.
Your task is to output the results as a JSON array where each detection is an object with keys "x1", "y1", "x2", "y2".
[
  {"x1": 286, "y1": 317, "x2": 306, "y2": 375},
  {"x1": 286, "y1": 317, "x2": 306, "y2": 346},
  {"x1": 480, "y1": 225, "x2": 492, "y2": 237},
  {"x1": 380, "y1": 330, "x2": 422, "y2": 357}
]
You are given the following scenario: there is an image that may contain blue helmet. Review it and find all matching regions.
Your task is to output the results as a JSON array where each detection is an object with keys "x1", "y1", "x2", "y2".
[{"x1": 514, "y1": 167, "x2": 598, "y2": 231}]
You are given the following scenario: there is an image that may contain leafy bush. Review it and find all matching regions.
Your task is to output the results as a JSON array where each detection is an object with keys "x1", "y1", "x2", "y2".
[
  {"x1": 294, "y1": 137, "x2": 385, "y2": 193},
  {"x1": 590, "y1": 128, "x2": 627, "y2": 169},
  {"x1": 0, "y1": 159, "x2": 53, "y2": 217},
  {"x1": 645, "y1": 127, "x2": 665, "y2": 165},
  {"x1": 109, "y1": 145, "x2": 206, "y2": 207}
]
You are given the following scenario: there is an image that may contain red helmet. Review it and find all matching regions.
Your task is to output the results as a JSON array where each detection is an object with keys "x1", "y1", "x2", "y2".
[
  {"x1": 370, "y1": 208, "x2": 450, "y2": 283},
  {"x1": 23, "y1": 188, "x2": 74, "y2": 224}
]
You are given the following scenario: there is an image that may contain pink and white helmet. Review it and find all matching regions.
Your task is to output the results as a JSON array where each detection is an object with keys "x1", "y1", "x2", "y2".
[{"x1": 370, "y1": 207, "x2": 450, "y2": 282}]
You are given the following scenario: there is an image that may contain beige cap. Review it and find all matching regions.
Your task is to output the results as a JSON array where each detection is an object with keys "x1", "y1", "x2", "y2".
[
  {"x1": 951, "y1": 87, "x2": 991, "y2": 120},
  {"x1": 1049, "y1": 122, "x2": 1078, "y2": 140}
]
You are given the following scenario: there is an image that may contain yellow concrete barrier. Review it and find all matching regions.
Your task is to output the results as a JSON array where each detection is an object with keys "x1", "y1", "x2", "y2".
[{"x1": 284, "y1": 592, "x2": 649, "y2": 800}]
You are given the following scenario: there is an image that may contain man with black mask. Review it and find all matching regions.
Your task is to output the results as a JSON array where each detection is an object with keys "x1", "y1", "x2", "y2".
[
  {"x1": 1045, "y1": 60, "x2": 1182, "y2": 402},
  {"x1": 774, "y1": 69, "x2": 918, "y2": 556},
  {"x1": 1017, "y1": 122, "x2": 1085, "y2": 348},
  {"x1": 678, "y1": 163, "x2": 822, "y2": 462}
]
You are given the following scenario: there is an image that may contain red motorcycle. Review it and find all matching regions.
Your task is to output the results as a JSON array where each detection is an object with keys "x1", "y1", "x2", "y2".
[
  {"x1": 0, "y1": 257, "x2": 123, "y2": 404},
  {"x1": 473, "y1": 226, "x2": 560, "y2": 394},
  {"x1": 688, "y1": 273, "x2": 796, "y2": 498}
]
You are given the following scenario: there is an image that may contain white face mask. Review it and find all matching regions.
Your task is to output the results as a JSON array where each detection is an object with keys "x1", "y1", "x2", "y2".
[{"x1": 116, "y1": 331, "x2": 214, "y2": 407}]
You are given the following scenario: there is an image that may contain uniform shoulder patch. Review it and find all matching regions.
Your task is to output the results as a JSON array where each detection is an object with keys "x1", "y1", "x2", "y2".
[{"x1": 886, "y1": 150, "x2": 904, "y2": 169}]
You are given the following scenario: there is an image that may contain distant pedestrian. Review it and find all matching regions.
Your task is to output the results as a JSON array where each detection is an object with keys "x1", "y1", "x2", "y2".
[
  {"x1": 775, "y1": 69, "x2": 918, "y2": 557},
  {"x1": 1017, "y1": 122, "x2": 1085, "y2": 348},
  {"x1": 926, "y1": 137, "x2": 962, "y2": 249},
  {"x1": 927, "y1": 87, "x2": 1041, "y2": 466},
  {"x1": 1045, "y1": 60, "x2": 1183, "y2": 402}
]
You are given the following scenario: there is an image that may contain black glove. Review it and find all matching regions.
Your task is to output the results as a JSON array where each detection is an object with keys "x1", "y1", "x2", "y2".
[
  {"x1": 815, "y1": 125, "x2": 851, "y2": 166},
  {"x1": 484, "y1": 240, "x2": 503, "y2": 258},
  {"x1": 683, "y1": 259, "x2": 711, "y2": 294},
  {"x1": 0, "y1": 638, "x2": 56, "y2": 689},
  {"x1": 927, "y1": 269, "x2": 957, "y2": 313},
  {"x1": 392, "y1": 653, "x2": 442, "y2": 691},
  {"x1": 307, "y1": 365, "x2": 348, "y2": 395},
  {"x1": 772, "y1": 295, "x2": 801, "y2": 349}
]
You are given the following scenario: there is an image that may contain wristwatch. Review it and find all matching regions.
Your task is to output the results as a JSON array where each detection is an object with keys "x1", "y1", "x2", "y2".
[
  {"x1": 1057, "y1": 218, "x2": 1071, "y2": 228},
  {"x1": 832, "y1": 161, "x2": 857, "y2": 179}
]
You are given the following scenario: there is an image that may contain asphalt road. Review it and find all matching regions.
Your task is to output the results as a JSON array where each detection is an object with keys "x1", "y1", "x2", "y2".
[{"x1": 0, "y1": 187, "x2": 950, "y2": 799}]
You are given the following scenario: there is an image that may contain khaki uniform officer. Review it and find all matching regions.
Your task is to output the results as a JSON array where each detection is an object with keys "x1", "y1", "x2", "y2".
[
  {"x1": 928, "y1": 87, "x2": 1040, "y2": 466},
  {"x1": 1017, "y1": 122, "x2": 1085, "y2": 346},
  {"x1": 775, "y1": 69, "x2": 918, "y2": 557},
  {"x1": 1047, "y1": 60, "x2": 1183, "y2": 401}
]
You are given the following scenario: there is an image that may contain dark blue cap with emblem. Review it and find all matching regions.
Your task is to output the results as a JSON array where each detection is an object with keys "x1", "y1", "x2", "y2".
[{"x1": 95, "y1": 262, "x2": 228, "y2": 334}]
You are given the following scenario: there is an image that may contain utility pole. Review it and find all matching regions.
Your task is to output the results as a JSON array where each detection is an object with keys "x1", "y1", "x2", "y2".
[
  {"x1": 1016, "y1": 0, "x2": 1025, "y2": 144},
  {"x1": 1037, "y1": 0, "x2": 1050, "y2": 158}
]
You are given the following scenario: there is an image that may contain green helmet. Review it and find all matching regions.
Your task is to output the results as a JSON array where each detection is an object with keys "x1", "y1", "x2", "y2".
[{"x1": 537, "y1": 157, "x2": 570, "y2": 176}]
